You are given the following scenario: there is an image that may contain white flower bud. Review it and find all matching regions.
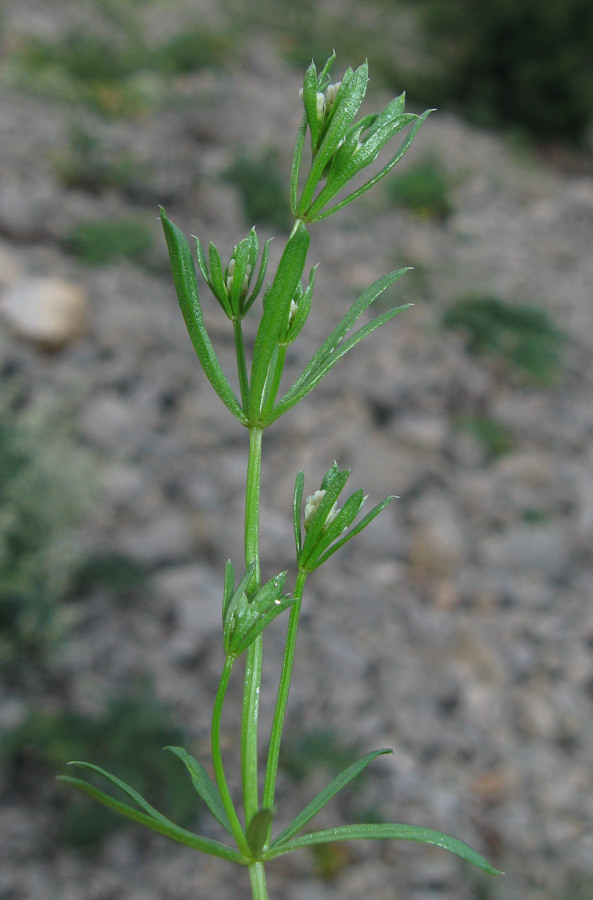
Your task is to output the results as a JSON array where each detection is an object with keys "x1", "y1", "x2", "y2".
[
  {"x1": 315, "y1": 92, "x2": 326, "y2": 123},
  {"x1": 304, "y1": 489, "x2": 325, "y2": 529},
  {"x1": 288, "y1": 299, "x2": 298, "y2": 327},
  {"x1": 324, "y1": 82, "x2": 341, "y2": 112},
  {"x1": 304, "y1": 489, "x2": 341, "y2": 531}
]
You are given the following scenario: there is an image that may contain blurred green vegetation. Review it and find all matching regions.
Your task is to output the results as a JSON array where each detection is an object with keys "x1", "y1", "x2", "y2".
[
  {"x1": 0, "y1": 401, "x2": 93, "y2": 672},
  {"x1": 1, "y1": 15, "x2": 234, "y2": 117},
  {"x1": 1, "y1": 689, "x2": 196, "y2": 846},
  {"x1": 442, "y1": 296, "x2": 566, "y2": 384},
  {"x1": 63, "y1": 217, "x2": 155, "y2": 265},
  {"x1": 53, "y1": 123, "x2": 151, "y2": 197},
  {"x1": 387, "y1": 0, "x2": 593, "y2": 143},
  {"x1": 388, "y1": 156, "x2": 452, "y2": 219},
  {"x1": 455, "y1": 415, "x2": 515, "y2": 459},
  {"x1": 224, "y1": 150, "x2": 292, "y2": 233}
]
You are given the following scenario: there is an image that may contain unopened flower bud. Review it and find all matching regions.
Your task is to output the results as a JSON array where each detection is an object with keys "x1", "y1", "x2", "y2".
[
  {"x1": 315, "y1": 92, "x2": 325, "y2": 123},
  {"x1": 288, "y1": 299, "x2": 299, "y2": 327},
  {"x1": 324, "y1": 82, "x2": 341, "y2": 112},
  {"x1": 304, "y1": 489, "x2": 325, "y2": 529}
]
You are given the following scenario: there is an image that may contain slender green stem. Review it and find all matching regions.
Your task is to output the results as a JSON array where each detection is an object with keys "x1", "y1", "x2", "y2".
[
  {"x1": 248, "y1": 861, "x2": 269, "y2": 900},
  {"x1": 212, "y1": 655, "x2": 251, "y2": 858},
  {"x1": 233, "y1": 317, "x2": 250, "y2": 412},
  {"x1": 262, "y1": 344, "x2": 287, "y2": 420},
  {"x1": 242, "y1": 426, "x2": 264, "y2": 824},
  {"x1": 263, "y1": 569, "x2": 308, "y2": 810}
]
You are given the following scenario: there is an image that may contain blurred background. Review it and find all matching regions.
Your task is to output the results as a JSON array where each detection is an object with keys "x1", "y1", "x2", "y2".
[{"x1": 0, "y1": 0, "x2": 592, "y2": 898}]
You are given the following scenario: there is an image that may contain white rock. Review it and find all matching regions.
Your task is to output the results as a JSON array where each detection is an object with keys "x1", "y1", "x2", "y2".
[{"x1": 0, "y1": 277, "x2": 88, "y2": 349}]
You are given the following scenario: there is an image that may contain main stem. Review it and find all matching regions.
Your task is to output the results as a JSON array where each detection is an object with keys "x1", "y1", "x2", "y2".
[{"x1": 242, "y1": 426, "x2": 264, "y2": 826}]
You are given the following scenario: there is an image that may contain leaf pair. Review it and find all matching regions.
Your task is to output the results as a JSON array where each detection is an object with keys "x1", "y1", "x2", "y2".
[
  {"x1": 160, "y1": 208, "x2": 246, "y2": 424},
  {"x1": 261, "y1": 267, "x2": 411, "y2": 427},
  {"x1": 58, "y1": 759, "x2": 246, "y2": 864},
  {"x1": 59, "y1": 749, "x2": 501, "y2": 876},
  {"x1": 262, "y1": 746, "x2": 501, "y2": 876}
]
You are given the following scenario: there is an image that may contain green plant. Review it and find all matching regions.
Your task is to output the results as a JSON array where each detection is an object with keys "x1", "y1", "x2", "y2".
[
  {"x1": 442, "y1": 295, "x2": 566, "y2": 383},
  {"x1": 63, "y1": 217, "x2": 154, "y2": 265},
  {"x1": 388, "y1": 156, "x2": 452, "y2": 219},
  {"x1": 3, "y1": 20, "x2": 232, "y2": 117},
  {"x1": 0, "y1": 401, "x2": 92, "y2": 671},
  {"x1": 53, "y1": 123, "x2": 150, "y2": 197},
  {"x1": 456, "y1": 415, "x2": 515, "y2": 459},
  {"x1": 61, "y1": 55, "x2": 501, "y2": 898}
]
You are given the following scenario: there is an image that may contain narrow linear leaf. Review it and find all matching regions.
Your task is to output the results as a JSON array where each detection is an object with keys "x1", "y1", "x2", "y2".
[
  {"x1": 249, "y1": 222, "x2": 309, "y2": 421},
  {"x1": 65, "y1": 761, "x2": 174, "y2": 828},
  {"x1": 160, "y1": 209, "x2": 245, "y2": 422},
  {"x1": 223, "y1": 559, "x2": 235, "y2": 621},
  {"x1": 267, "y1": 299, "x2": 411, "y2": 426},
  {"x1": 314, "y1": 495, "x2": 396, "y2": 568},
  {"x1": 265, "y1": 823, "x2": 503, "y2": 875},
  {"x1": 244, "y1": 238, "x2": 273, "y2": 315},
  {"x1": 290, "y1": 116, "x2": 307, "y2": 215},
  {"x1": 310, "y1": 113, "x2": 420, "y2": 216},
  {"x1": 58, "y1": 776, "x2": 245, "y2": 864},
  {"x1": 311, "y1": 110, "x2": 434, "y2": 222},
  {"x1": 271, "y1": 749, "x2": 392, "y2": 848},
  {"x1": 293, "y1": 470, "x2": 305, "y2": 555},
  {"x1": 165, "y1": 746, "x2": 233, "y2": 835},
  {"x1": 270, "y1": 269, "x2": 408, "y2": 414}
]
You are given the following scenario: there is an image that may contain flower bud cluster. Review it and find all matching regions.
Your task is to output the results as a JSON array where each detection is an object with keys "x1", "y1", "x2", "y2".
[
  {"x1": 293, "y1": 53, "x2": 432, "y2": 223},
  {"x1": 195, "y1": 227, "x2": 271, "y2": 320},
  {"x1": 294, "y1": 462, "x2": 394, "y2": 574},
  {"x1": 222, "y1": 561, "x2": 292, "y2": 657}
]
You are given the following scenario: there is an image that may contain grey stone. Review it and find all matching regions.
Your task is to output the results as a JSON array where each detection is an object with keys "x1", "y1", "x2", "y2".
[{"x1": 0, "y1": 276, "x2": 88, "y2": 348}]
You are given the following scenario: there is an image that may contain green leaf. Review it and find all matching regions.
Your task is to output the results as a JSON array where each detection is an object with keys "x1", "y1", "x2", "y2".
[
  {"x1": 207, "y1": 241, "x2": 228, "y2": 309},
  {"x1": 310, "y1": 110, "x2": 434, "y2": 222},
  {"x1": 311, "y1": 113, "x2": 420, "y2": 217},
  {"x1": 243, "y1": 237, "x2": 272, "y2": 315},
  {"x1": 194, "y1": 236, "x2": 211, "y2": 284},
  {"x1": 271, "y1": 748, "x2": 392, "y2": 848},
  {"x1": 59, "y1": 775, "x2": 245, "y2": 864},
  {"x1": 308, "y1": 489, "x2": 366, "y2": 561},
  {"x1": 317, "y1": 51, "x2": 337, "y2": 89},
  {"x1": 265, "y1": 823, "x2": 502, "y2": 875},
  {"x1": 64, "y1": 760, "x2": 175, "y2": 827},
  {"x1": 313, "y1": 495, "x2": 396, "y2": 569},
  {"x1": 160, "y1": 209, "x2": 245, "y2": 422},
  {"x1": 223, "y1": 559, "x2": 235, "y2": 621},
  {"x1": 165, "y1": 746, "x2": 233, "y2": 835},
  {"x1": 293, "y1": 470, "x2": 305, "y2": 556},
  {"x1": 246, "y1": 808, "x2": 275, "y2": 859},
  {"x1": 229, "y1": 234, "x2": 252, "y2": 317},
  {"x1": 302, "y1": 60, "x2": 320, "y2": 150},
  {"x1": 264, "y1": 270, "x2": 410, "y2": 425},
  {"x1": 248, "y1": 222, "x2": 310, "y2": 422},
  {"x1": 290, "y1": 116, "x2": 307, "y2": 215}
]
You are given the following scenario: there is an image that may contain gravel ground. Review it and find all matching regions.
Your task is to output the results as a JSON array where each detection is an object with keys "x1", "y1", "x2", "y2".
[{"x1": 1, "y1": 2, "x2": 593, "y2": 899}]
